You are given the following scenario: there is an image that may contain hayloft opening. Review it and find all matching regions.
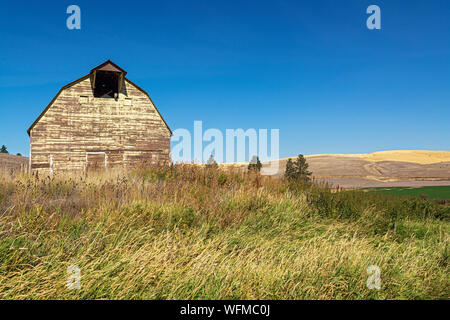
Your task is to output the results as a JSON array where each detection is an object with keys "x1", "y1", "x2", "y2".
[{"x1": 93, "y1": 71, "x2": 119, "y2": 98}]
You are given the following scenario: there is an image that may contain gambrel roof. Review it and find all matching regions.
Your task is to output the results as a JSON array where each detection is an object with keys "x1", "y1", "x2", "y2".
[{"x1": 27, "y1": 60, "x2": 171, "y2": 136}]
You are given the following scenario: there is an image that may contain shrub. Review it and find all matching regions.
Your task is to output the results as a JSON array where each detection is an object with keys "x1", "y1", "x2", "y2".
[
  {"x1": 248, "y1": 156, "x2": 262, "y2": 172},
  {"x1": 206, "y1": 155, "x2": 218, "y2": 170}
]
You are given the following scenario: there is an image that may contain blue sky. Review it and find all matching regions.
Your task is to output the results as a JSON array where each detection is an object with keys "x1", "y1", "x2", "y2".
[{"x1": 1, "y1": 0, "x2": 449, "y2": 158}]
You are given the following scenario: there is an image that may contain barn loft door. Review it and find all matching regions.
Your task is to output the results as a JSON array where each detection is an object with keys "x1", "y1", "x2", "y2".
[
  {"x1": 91, "y1": 60, "x2": 127, "y2": 99},
  {"x1": 93, "y1": 71, "x2": 120, "y2": 98},
  {"x1": 86, "y1": 152, "x2": 107, "y2": 171}
]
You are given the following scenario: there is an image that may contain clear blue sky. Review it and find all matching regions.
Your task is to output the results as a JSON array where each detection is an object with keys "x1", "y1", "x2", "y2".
[{"x1": 1, "y1": 0, "x2": 449, "y2": 157}]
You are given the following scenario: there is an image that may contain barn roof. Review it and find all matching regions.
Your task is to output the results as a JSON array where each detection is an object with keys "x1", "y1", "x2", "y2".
[
  {"x1": 90, "y1": 59, "x2": 127, "y2": 75},
  {"x1": 27, "y1": 60, "x2": 172, "y2": 136}
]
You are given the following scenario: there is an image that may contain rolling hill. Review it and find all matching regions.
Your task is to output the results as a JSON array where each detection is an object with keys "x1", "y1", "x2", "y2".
[
  {"x1": 225, "y1": 150, "x2": 450, "y2": 188},
  {"x1": 2, "y1": 150, "x2": 450, "y2": 188},
  {"x1": 0, "y1": 154, "x2": 29, "y2": 173}
]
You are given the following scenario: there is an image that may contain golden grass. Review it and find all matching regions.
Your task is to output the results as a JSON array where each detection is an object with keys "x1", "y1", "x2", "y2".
[{"x1": 0, "y1": 166, "x2": 448, "y2": 299}]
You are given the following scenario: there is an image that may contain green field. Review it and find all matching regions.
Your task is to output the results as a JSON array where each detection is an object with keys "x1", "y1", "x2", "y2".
[{"x1": 365, "y1": 186, "x2": 450, "y2": 200}]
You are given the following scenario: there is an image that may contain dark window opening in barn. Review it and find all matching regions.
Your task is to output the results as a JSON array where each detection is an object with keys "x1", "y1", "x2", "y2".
[{"x1": 93, "y1": 71, "x2": 119, "y2": 98}]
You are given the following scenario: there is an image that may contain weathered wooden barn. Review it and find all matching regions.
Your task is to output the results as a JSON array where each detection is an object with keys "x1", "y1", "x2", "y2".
[{"x1": 27, "y1": 60, "x2": 172, "y2": 173}]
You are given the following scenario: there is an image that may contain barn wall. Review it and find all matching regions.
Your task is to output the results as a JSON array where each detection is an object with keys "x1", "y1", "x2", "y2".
[{"x1": 30, "y1": 76, "x2": 171, "y2": 173}]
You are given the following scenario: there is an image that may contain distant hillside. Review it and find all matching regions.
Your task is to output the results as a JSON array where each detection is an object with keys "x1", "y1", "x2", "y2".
[
  {"x1": 303, "y1": 150, "x2": 450, "y2": 165},
  {"x1": 3, "y1": 150, "x2": 450, "y2": 188},
  {"x1": 223, "y1": 150, "x2": 450, "y2": 188},
  {"x1": 0, "y1": 154, "x2": 29, "y2": 172}
]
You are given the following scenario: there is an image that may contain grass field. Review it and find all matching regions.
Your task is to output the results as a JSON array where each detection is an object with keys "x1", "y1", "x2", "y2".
[
  {"x1": 365, "y1": 186, "x2": 450, "y2": 200},
  {"x1": 0, "y1": 166, "x2": 448, "y2": 299}
]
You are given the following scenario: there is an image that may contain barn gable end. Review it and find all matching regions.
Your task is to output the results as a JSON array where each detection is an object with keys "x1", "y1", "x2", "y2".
[{"x1": 28, "y1": 60, "x2": 171, "y2": 173}]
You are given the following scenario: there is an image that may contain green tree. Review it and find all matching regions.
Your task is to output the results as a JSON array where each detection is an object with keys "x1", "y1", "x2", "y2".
[
  {"x1": 295, "y1": 154, "x2": 312, "y2": 180},
  {"x1": 284, "y1": 154, "x2": 312, "y2": 182},
  {"x1": 284, "y1": 158, "x2": 295, "y2": 180},
  {"x1": 16, "y1": 153, "x2": 22, "y2": 156},
  {"x1": 0, "y1": 145, "x2": 8, "y2": 154},
  {"x1": 248, "y1": 155, "x2": 262, "y2": 172}
]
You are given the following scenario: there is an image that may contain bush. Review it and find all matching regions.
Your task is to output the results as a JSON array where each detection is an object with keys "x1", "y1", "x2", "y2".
[
  {"x1": 248, "y1": 156, "x2": 262, "y2": 172},
  {"x1": 206, "y1": 155, "x2": 218, "y2": 170}
]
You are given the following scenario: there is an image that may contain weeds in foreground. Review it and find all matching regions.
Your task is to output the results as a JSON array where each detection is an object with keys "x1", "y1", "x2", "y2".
[{"x1": 0, "y1": 165, "x2": 448, "y2": 299}]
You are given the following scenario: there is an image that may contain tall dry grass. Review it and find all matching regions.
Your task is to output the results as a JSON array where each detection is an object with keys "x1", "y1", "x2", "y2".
[{"x1": 0, "y1": 165, "x2": 448, "y2": 299}]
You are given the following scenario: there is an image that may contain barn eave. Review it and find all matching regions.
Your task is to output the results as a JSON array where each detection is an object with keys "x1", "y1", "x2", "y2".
[{"x1": 27, "y1": 74, "x2": 91, "y2": 136}]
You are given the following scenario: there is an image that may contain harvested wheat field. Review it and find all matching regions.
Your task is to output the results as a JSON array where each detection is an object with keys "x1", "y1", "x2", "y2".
[
  {"x1": 306, "y1": 150, "x2": 450, "y2": 165},
  {"x1": 227, "y1": 151, "x2": 450, "y2": 188},
  {"x1": 0, "y1": 154, "x2": 28, "y2": 173}
]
